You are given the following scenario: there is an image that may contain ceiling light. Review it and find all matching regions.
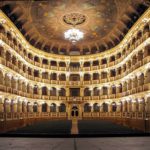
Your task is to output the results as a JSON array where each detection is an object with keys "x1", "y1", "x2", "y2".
[{"x1": 64, "y1": 28, "x2": 84, "y2": 44}]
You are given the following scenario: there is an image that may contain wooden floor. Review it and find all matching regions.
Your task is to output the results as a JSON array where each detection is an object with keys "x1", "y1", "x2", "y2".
[{"x1": 0, "y1": 137, "x2": 150, "y2": 150}]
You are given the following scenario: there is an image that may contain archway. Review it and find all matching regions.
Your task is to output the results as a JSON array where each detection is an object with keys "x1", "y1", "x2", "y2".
[
  {"x1": 50, "y1": 103, "x2": 56, "y2": 112},
  {"x1": 93, "y1": 103, "x2": 100, "y2": 112},
  {"x1": 112, "y1": 102, "x2": 117, "y2": 112},
  {"x1": 102, "y1": 103, "x2": 108, "y2": 112},
  {"x1": 71, "y1": 106, "x2": 79, "y2": 117},
  {"x1": 84, "y1": 103, "x2": 91, "y2": 112},
  {"x1": 59, "y1": 103, "x2": 66, "y2": 112},
  {"x1": 33, "y1": 102, "x2": 38, "y2": 112},
  {"x1": 42, "y1": 103, "x2": 47, "y2": 112}
]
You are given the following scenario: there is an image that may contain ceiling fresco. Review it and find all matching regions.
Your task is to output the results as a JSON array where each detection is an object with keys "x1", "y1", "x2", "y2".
[{"x1": 0, "y1": 0, "x2": 149, "y2": 55}]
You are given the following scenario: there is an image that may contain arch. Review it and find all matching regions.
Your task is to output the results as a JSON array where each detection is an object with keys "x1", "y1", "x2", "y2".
[
  {"x1": 93, "y1": 73, "x2": 99, "y2": 80},
  {"x1": 139, "y1": 73, "x2": 144, "y2": 86},
  {"x1": 83, "y1": 62, "x2": 90, "y2": 67},
  {"x1": 84, "y1": 74, "x2": 91, "y2": 81},
  {"x1": 42, "y1": 103, "x2": 48, "y2": 112},
  {"x1": 34, "y1": 56, "x2": 40, "y2": 63},
  {"x1": 84, "y1": 103, "x2": 91, "y2": 112},
  {"x1": 59, "y1": 62, "x2": 66, "y2": 67},
  {"x1": 42, "y1": 72, "x2": 48, "y2": 79},
  {"x1": 51, "y1": 73, "x2": 57, "y2": 80},
  {"x1": 6, "y1": 51, "x2": 11, "y2": 62},
  {"x1": 22, "y1": 101, "x2": 27, "y2": 112},
  {"x1": 145, "y1": 69, "x2": 150, "y2": 83},
  {"x1": 84, "y1": 88, "x2": 91, "y2": 96},
  {"x1": 4, "y1": 98, "x2": 10, "y2": 113},
  {"x1": 5, "y1": 74, "x2": 11, "y2": 87},
  {"x1": 93, "y1": 103, "x2": 100, "y2": 112},
  {"x1": 118, "y1": 84, "x2": 122, "y2": 93},
  {"x1": 33, "y1": 102, "x2": 38, "y2": 112},
  {"x1": 102, "y1": 103, "x2": 108, "y2": 112},
  {"x1": 71, "y1": 105, "x2": 79, "y2": 117},
  {"x1": 93, "y1": 60, "x2": 99, "y2": 66},
  {"x1": 59, "y1": 103, "x2": 66, "y2": 112},
  {"x1": 59, "y1": 88, "x2": 66, "y2": 96},
  {"x1": 0, "y1": 46, "x2": 5, "y2": 57},
  {"x1": 59, "y1": 74, "x2": 66, "y2": 81},
  {"x1": 50, "y1": 87, "x2": 56, "y2": 96},
  {"x1": 27, "y1": 102, "x2": 32, "y2": 112},
  {"x1": 93, "y1": 87, "x2": 99, "y2": 96},
  {"x1": 50, "y1": 103, "x2": 56, "y2": 112},
  {"x1": 0, "y1": 24, "x2": 6, "y2": 34},
  {"x1": 34, "y1": 70, "x2": 39, "y2": 77},
  {"x1": 33, "y1": 85, "x2": 38, "y2": 94},
  {"x1": 42, "y1": 58, "x2": 48, "y2": 65},
  {"x1": 111, "y1": 102, "x2": 117, "y2": 112},
  {"x1": 123, "y1": 101, "x2": 128, "y2": 112},
  {"x1": 102, "y1": 86, "x2": 108, "y2": 95},
  {"x1": 51, "y1": 60, "x2": 57, "y2": 66},
  {"x1": 0, "y1": 70, "x2": 4, "y2": 85},
  {"x1": 42, "y1": 86, "x2": 48, "y2": 95},
  {"x1": 111, "y1": 85, "x2": 116, "y2": 94}
]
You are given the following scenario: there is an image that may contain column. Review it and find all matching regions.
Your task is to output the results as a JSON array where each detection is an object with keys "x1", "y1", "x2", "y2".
[
  {"x1": 139, "y1": 102, "x2": 144, "y2": 112},
  {"x1": 80, "y1": 88, "x2": 84, "y2": 97},
  {"x1": 38, "y1": 105, "x2": 42, "y2": 113},
  {"x1": 132, "y1": 102, "x2": 136, "y2": 112},
  {"x1": 28, "y1": 104, "x2": 33, "y2": 112},
  {"x1": 108, "y1": 86, "x2": 111, "y2": 95},
  {"x1": 12, "y1": 102, "x2": 17, "y2": 112},
  {"x1": 56, "y1": 105, "x2": 59, "y2": 113},
  {"x1": 5, "y1": 102, "x2": 10, "y2": 113},
  {"x1": 100, "y1": 105, "x2": 103, "y2": 112},
  {"x1": 91, "y1": 104, "x2": 93, "y2": 112},
  {"x1": 47, "y1": 104, "x2": 50, "y2": 112},
  {"x1": 66, "y1": 88, "x2": 70, "y2": 97},
  {"x1": 116, "y1": 104, "x2": 121, "y2": 112},
  {"x1": 0, "y1": 102, "x2": 4, "y2": 112},
  {"x1": 38, "y1": 87, "x2": 42, "y2": 95},
  {"x1": 108, "y1": 104, "x2": 112, "y2": 112},
  {"x1": 17, "y1": 102, "x2": 22, "y2": 113}
]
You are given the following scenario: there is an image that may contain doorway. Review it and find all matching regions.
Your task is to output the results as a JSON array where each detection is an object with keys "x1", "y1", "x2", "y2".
[{"x1": 71, "y1": 106, "x2": 79, "y2": 117}]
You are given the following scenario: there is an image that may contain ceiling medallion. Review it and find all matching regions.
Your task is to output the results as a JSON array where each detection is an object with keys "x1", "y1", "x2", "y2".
[
  {"x1": 63, "y1": 13, "x2": 85, "y2": 44},
  {"x1": 63, "y1": 13, "x2": 86, "y2": 26}
]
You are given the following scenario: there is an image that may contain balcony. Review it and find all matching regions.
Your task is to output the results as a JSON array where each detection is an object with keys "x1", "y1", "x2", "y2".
[
  {"x1": 69, "y1": 81, "x2": 80, "y2": 86},
  {"x1": 59, "y1": 96, "x2": 66, "y2": 100},
  {"x1": 92, "y1": 96, "x2": 99, "y2": 100},
  {"x1": 59, "y1": 81, "x2": 67, "y2": 85},
  {"x1": 83, "y1": 81, "x2": 91, "y2": 85},
  {"x1": 50, "y1": 96, "x2": 58, "y2": 100},
  {"x1": 83, "y1": 67, "x2": 90, "y2": 71},
  {"x1": 100, "y1": 64, "x2": 107, "y2": 69},
  {"x1": 42, "y1": 64, "x2": 49, "y2": 69},
  {"x1": 50, "y1": 66, "x2": 57, "y2": 70},
  {"x1": 83, "y1": 96, "x2": 91, "y2": 100},
  {"x1": 92, "y1": 66, "x2": 99, "y2": 70},
  {"x1": 51, "y1": 80, "x2": 58, "y2": 84},
  {"x1": 92, "y1": 80, "x2": 99, "y2": 84},
  {"x1": 42, "y1": 95, "x2": 49, "y2": 100},
  {"x1": 59, "y1": 67, "x2": 66, "y2": 71},
  {"x1": 68, "y1": 97, "x2": 82, "y2": 101}
]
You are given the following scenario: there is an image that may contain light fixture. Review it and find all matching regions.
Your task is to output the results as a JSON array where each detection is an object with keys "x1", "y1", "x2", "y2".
[{"x1": 64, "y1": 28, "x2": 84, "y2": 44}]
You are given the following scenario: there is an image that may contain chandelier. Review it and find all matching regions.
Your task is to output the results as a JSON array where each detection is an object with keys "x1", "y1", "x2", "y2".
[{"x1": 64, "y1": 28, "x2": 84, "y2": 44}]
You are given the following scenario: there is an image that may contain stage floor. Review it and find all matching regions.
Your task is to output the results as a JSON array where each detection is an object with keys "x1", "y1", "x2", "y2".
[{"x1": 0, "y1": 137, "x2": 150, "y2": 150}]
